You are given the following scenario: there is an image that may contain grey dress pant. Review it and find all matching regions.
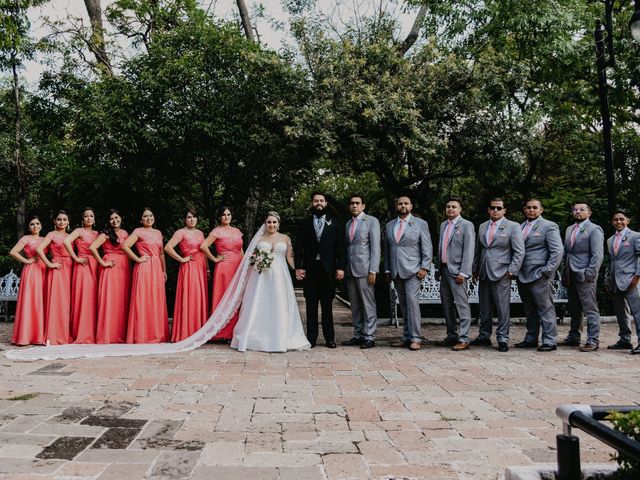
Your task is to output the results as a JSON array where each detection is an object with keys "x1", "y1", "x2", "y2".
[
  {"x1": 440, "y1": 265, "x2": 472, "y2": 343},
  {"x1": 566, "y1": 270, "x2": 601, "y2": 345},
  {"x1": 517, "y1": 276, "x2": 558, "y2": 346},
  {"x1": 611, "y1": 286, "x2": 640, "y2": 344},
  {"x1": 394, "y1": 275, "x2": 422, "y2": 343},
  {"x1": 477, "y1": 275, "x2": 512, "y2": 343},
  {"x1": 346, "y1": 276, "x2": 377, "y2": 341}
]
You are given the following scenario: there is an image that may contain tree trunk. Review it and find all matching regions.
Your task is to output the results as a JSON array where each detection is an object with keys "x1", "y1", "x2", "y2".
[
  {"x1": 398, "y1": 4, "x2": 427, "y2": 55},
  {"x1": 83, "y1": 0, "x2": 113, "y2": 76},
  {"x1": 235, "y1": 0, "x2": 255, "y2": 41},
  {"x1": 243, "y1": 188, "x2": 260, "y2": 245},
  {"x1": 11, "y1": 54, "x2": 26, "y2": 238}
]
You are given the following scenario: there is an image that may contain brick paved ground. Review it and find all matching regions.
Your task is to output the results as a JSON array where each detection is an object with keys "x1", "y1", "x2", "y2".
[{"x1": 0, "y1": 294, "x2": 638, "y2": 479}]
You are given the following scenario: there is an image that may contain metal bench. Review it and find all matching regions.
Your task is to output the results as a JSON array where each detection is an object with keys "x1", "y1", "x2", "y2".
[
  {"x1": 0, "y1": 270, "x2": 20, "y2": 321},
  {"x1": 389, "y1": 266, "x2": 568, "y2": 326}
]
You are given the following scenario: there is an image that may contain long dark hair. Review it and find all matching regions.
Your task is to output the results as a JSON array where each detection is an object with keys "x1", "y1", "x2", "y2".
[
  {"x1": 54, "y1": 210, "x2": 71, "y2": 233},
  {"x1": 26, "y1": 215, "x2": 41, "y2": 234},
  {"x1": 80, "y1": 207, "x2": 95, "y2": 229},
  {"x1": 103, "y1": 209, "x2": 122, "y2": 245}
]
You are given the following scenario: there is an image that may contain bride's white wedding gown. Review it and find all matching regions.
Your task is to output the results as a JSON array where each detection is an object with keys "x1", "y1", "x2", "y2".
[{"x1": 231, "y1": 241, "x2": 311, "y2": 352}]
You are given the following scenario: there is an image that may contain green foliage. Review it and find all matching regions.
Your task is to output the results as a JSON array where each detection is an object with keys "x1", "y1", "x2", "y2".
[{"x1": 607, "y1": 410, "x2": 640, "y2": 474}]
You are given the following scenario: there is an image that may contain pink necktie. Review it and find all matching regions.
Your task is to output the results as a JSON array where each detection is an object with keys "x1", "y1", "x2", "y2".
[
  {"x1": 570, "y1": 223, "x2": 579, "y2": 247},
  {"x1": 522, "y1": 222, "x2": 532, "y2": 239},
  {"x1": 395, "y1": 219, "x2": 405, "y2": 243},
  {"x1": 349, "y1": 218, "x2": 357, "y2": 241},
  {"x1": 487, "y1": 222, "x2": 496, "y2": 246},
  {"x1": 441, "y1": 221, "x2": 453, "y2": 263},
  {"x1": 614, "y1": 232, "x2": 622, "y2": 255}
]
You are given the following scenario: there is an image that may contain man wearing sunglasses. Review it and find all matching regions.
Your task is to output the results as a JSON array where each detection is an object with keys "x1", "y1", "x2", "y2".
[
  {"x1": 471, "y1": 198, "x2": 525, "y2": 352},
  {"x1": 560, "y1": 201, "x2": 604, "y2": 352}
]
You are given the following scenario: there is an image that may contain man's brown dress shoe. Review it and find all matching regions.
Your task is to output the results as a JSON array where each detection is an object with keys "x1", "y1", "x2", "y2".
[{"x1": 452, "y1": 342, "x2": 470, "y2": 351}]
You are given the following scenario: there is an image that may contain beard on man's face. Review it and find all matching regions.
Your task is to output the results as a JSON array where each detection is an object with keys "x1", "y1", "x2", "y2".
[{"x1": 312, "y1": 205, "x2": 325, "y2": 216}]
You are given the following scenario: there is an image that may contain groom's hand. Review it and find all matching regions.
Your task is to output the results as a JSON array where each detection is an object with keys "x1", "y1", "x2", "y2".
[
  {"x1": 335, "y1": 269, "x2": 344, "y2": 281},
  {"x1": 295, "y1": 269, "x2": 306, "y2": 281}
]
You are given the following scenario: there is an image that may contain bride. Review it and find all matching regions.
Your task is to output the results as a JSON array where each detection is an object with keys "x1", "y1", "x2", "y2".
[
  {"x1": 231, "y1": 212, "x2": 310, "y2": 352},
  {"x1": 6, "y1": 211, "x2": 309, "y2": 360}
]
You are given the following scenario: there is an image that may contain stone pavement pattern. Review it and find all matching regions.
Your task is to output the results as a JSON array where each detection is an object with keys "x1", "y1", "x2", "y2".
[{"x1": 0, "y1": 296, "x2": 639, "y2": 480}]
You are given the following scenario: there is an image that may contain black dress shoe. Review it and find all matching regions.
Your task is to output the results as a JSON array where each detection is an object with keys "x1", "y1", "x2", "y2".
[
  {"x1": 360, "y1": 340, "x2": 375, "y2": 349},
  {"x1": 326, "y1": 341, "x2": 337, "y2": 349},
  {"x1": 607, "y1": 341, "x2": 634, "y2": 350},
  {"x1": 470, "y1": 337, "x2": 492, "y2": 347},
  {"x1": 631, "y1": 345, "x2": 640, "y2": 355},
  {"x1": 341, "y1": 337, "x2": 363, "y2": 346},
  {"x1": 515, "y1": 341, "x2": 538, "y2": 349},
  {"x1": 498, "y1": 342, "x2": 509, "y2": 352},
  {"x1": 435, "y1": 337, "x2": 459, "y2": 347},
  {"x1": 537, "y1": 344, "x2": 557, "y2": 352},
  {"x1": 559, "y1": 338, "x2": 580, "y2": 347}
]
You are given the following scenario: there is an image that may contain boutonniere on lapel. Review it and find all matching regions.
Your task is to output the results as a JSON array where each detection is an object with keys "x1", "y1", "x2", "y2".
[
  {"x1": 579, "y1": 226, "x2": 586, "y2": 233},
  {"x1": 407, "y1": 220, "x2": 414, "y2": 226},
  {"x1": 532, "y1": 224, "x2": 539, "y2": 231},
  {"x1": 622, "y1": 235, "x2": 627, "y2": 242},
  {"x1": 454, "y1": 224, "x2": 459, "y2": 229},
  {"x1": 361, "y1": 217, "x2": 368, "y2": 222},
  {"x1": 325, "y1": 219, "x2": 332, "y2": 226},
  {"x1": 498, "y1": 224, "x2": 505, "y2": 231}
]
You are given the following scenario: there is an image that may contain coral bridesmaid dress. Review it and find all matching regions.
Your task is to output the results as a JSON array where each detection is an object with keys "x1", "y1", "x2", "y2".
[
  {"x1": 44, "y1": 232, "x2": 73, "y2": 345},
  {"x1": 96, "y1": 230, "x2": 131, "y2": 344},
  {"x1": 12, "y1": 236, "x2": 47, "y2": 345},
  {"x1": 126, "y1": 228, "x2": 169, "y2": 343},
  {"x1": 171, "y1": 229, "x2": 208, "y2": 342},
  {"x1": 210, "y1": 226, "x2": 243, "y2": 340},
  {"x1": 70, "y1": 229, "x2": 99, "y2": 343}
]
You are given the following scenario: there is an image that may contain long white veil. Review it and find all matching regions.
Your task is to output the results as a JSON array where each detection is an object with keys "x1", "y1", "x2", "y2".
[{"x1": 5, "y1": 225, "x2": 266, "y2": 361}]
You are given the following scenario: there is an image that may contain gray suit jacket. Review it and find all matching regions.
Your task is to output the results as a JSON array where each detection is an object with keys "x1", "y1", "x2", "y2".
[
  {"x1": 605, "y1": 229, "x2": 640, "y2": 291},
  {"x1": 384, "y1": 216, "x2": 432, "y2": 279},
  {"x1": 563, "y1": 220, "x2": 604, "y2": 283},
  {"x1": 473, "y1": 219, "x2": 525, "y2": 282},
  {"x1": 437, "y1": 217, "x2": 475, "y2": 277},
  {"x1": 518, "y1": 217, "x2": 564, "y2": 284},
  {"x1": 345, "y1": 214, "x2": 381, "y2": 278}
]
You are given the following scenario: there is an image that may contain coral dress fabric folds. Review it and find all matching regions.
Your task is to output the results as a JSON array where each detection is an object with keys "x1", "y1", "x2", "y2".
[
  {"x1": 126, "y1": 228, "x2": 169, "y2": 343},
  {"x1": 70, "y1": 229, "x2": 99, "y2": 344},
  {"x1": 210, "y1": 227, "x2": 243, "y2": 340},
  {"x1": 96, "y1": 230, "x2": 131, "y2": 344},
  {"x1": 12, "y1": 236, "x2": 47, "y2": 345},
  {"x1": 171, "y1": 229, "x2": 208, "y2": 342},
  {"x1": 44, "y1": 232, "x2": 73, "y2": 345}
]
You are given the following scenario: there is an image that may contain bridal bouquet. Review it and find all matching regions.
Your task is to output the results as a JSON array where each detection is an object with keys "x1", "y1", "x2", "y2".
[{"x1": 249, "y1": 247, "x2": 274, "y2": 273}]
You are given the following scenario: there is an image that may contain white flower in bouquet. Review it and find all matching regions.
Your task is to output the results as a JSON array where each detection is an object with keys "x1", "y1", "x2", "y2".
[{"x1": 249, "y1": 247, "x2": 275, "y2": 273}]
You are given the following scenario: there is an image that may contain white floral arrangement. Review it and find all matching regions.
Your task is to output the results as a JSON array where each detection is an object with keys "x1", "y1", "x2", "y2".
[{"x1": 250, "y1": 247, "x2": 274, "y2": 273}]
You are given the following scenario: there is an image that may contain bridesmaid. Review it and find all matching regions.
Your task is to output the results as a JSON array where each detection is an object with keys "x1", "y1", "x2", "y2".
[
  {"x1": 64, "y1": 208, "x2": 99, "y2": 343},
  {"x1": 200, "y1": 206, "x2": 243, "y2": 341},
  {"x1": 164, "y1": 209, "x2": 208, "y2": 342},
  {"x1": 89, "y1": 209, "x2": 131, "y2": 344},
  {"x1": 123, "y1": 207, "x2": 169, "y2": 343},
  {"x1": 9, "y1": 216, "x2": 46, "y2": 345},
  {"x1": 36, "y1": 210, "x2": 72, "y2": 345}
]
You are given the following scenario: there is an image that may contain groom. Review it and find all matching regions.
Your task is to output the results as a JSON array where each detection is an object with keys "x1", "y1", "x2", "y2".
[{"x1": 295, "y1": 192, "x2": 345, "y2": 348}]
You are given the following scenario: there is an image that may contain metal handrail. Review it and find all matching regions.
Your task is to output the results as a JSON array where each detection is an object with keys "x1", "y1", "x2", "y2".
[{"x1": 555, "y1": 403, "x2": 640, "y2": 480}]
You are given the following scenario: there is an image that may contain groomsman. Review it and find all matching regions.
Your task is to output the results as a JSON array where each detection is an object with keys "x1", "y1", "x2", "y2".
[
  {"x1": 435, "y1": 197, "x2": 476, "y2": 351},
  {"x1": 342, "y1": 195, "x2": 381, "y2": 349},
  {"x1": 560, "y1": 201, "x2": 604, "y2": 352},
  {"x1": 471, "y1": 198, "x2": 525, "y2": 352},
  {"x1": 605, "y1": 210, "x2": 640, "y2": 354},
  {"x1": 514, "y1": 199, "x2": 563, "y2": 352},
  {"x1": 384, "y1": 195, "x2": 432, "y2": 351},
  {"x1": 294, "y1": 192, "x2": 345, "y2": 348}
]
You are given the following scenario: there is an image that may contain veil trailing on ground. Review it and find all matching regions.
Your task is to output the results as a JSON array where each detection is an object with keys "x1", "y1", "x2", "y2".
[{"x1": 5, "y1": 225, "x2": 266, "y2": 361}]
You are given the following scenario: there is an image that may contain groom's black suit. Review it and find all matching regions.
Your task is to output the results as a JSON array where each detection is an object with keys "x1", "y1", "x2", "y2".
[{"x1": 294, "y1": 215, "x2": 345, "y2": 346}]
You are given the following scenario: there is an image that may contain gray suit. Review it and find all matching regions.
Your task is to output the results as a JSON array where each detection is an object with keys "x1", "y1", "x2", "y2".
[
  {"x1": 437, "y1": 216, "x2": 475, "y2": 343},
  {"x1": 345, "y1": 213, "x2": 381, "y2": 341},
  {"x1": 605, "y1": 228, "x2": 640, "y2": 344},
  {"x1": 516, "y1": 217, "x2": 563, "y2": 346},
  {"x1": 384, "y1": 215, "x2": 432, "y2": 344},
  {"x1": 564, "y1": 220, "x2": 604, "y2": 345},
  {"x1": 473, "y1": 219, "x2": 525, "y2": 343}
]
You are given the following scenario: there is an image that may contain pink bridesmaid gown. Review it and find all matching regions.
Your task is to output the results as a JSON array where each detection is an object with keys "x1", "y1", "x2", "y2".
[
  {"x1": 70, "y1": 229, "x2": 99, "y2": 343},
  {"x1": 96, "y1": 230, "x2": 131, "y2": 344},
  {"x1": 12, "y1": 236, "x2": 47, "y2": 345},
  {"x1": 171, "y1": 229, "x2": 208, "y2": 342},
  {"x1": 126, "y1": 228, "x2": 169, "y2": 343},
  {"x1": 210, "y1": 226, "x2": 243, "y2": 340},
  {"x1": 44, "y1": 231, "x2": 73, "y2": 345}
]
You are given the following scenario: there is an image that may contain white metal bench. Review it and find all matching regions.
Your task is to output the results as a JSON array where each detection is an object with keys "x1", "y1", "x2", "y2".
[
  {"x1": 0, "y1": 270, "x2": 20, "y2": 321},
  {"x1": 389, "y1": 267, "x2": 568, "y2": 326}
]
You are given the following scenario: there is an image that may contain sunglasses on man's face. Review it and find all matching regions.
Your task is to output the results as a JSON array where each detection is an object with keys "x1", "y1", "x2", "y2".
[{"x1": 489, "y1": 206, "x2": 504, "y2": 211}]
